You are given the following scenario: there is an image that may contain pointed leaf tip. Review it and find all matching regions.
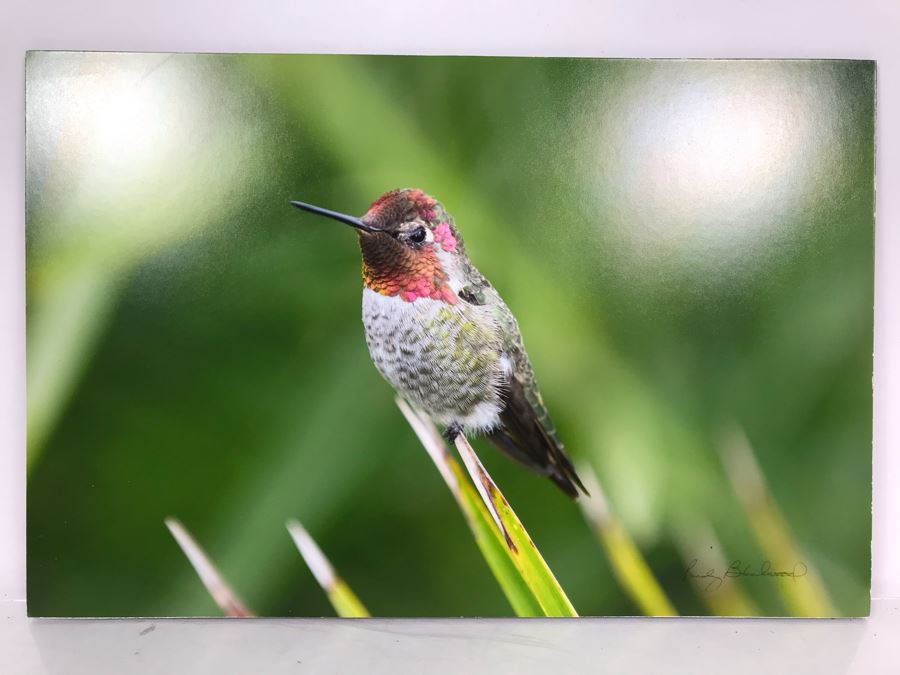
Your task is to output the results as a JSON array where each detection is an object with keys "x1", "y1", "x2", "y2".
[
  {"x1": 164, "y1": 517, "x2": 252, "y2": 617},
  {"x1": 286, "y1": 519, "x2": 370, "y2": 618},
  {"x1": 286, "y1": 519, "x2": 336, "y2": 590}
]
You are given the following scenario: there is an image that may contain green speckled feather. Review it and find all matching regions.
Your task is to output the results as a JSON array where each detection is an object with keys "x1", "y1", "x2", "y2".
[{"x1": 459, "y1": 273, "x2": 586, "y2": 498}]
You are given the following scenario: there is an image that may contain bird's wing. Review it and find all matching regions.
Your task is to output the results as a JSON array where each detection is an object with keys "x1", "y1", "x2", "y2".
[{"x1": 460, "y1": 280, "x2": 587, "y2": 498}]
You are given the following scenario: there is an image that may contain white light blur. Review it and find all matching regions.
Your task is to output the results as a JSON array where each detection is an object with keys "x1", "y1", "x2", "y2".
[
  {"x1": 29, "y1": 54, "x2": 191, "y2": 200},
  {"x1": 83, "y1": 69, "x2": 175, "y2": 178},
  {"x1": 27, "y1": 53, "x2": 270, "y2": 262},
  {"x1": 588, "y1": 64, "x2": 843, "y2": 281}
]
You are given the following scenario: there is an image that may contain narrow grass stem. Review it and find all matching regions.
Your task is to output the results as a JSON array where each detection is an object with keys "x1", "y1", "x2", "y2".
[
  {"x1": 397, "y1": 398, "x2": 577, "y2": 617},
  {"x1": 577, "y1": 465, "x2": 678, "y2": 616},
  {"x1": 452, "y1": 434, "x2": 515, "y2": 550},
  {"x1": 719, "y1": 426, "x2": 836, "y2": 617},
  {"x1": 164, "y1": 517, "x2": 253, "y2": 617},
  {"x1": 286, "y1": 519, "x2": 369, "y2": 617}
]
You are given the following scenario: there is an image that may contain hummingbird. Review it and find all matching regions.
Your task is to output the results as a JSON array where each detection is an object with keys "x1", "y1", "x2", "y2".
[{"x1": 291, "y1": 188, "x2": 587, "y2": 498}]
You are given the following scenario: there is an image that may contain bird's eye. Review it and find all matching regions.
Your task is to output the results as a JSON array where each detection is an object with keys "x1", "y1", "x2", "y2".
[{"x1": 408, "y1": 226, "x2": 427, "y2": 244}]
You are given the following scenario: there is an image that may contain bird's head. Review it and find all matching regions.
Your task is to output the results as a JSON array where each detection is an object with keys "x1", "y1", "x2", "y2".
[{"x1": 291, "y1": 188, "x2": 465, "y2": 304}]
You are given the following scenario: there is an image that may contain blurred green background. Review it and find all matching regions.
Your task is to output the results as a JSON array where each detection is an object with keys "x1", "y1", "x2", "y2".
[{"x1": 25, "y1": 53, "x2": 873, "y2": 617}]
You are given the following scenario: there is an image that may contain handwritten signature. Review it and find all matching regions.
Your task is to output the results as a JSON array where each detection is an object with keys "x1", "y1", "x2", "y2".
[{"x1": 684, "y1": 559, "x2": 808, "y2": 592}]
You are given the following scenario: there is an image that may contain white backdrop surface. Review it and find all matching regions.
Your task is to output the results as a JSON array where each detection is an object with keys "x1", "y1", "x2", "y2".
[{"x1": 1, "y1": 0, "x2": 898, "y2": 672}]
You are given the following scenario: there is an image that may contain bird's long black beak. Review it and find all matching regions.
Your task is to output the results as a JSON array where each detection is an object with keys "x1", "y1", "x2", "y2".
[{"x1": 290, "y1": 200, "x2": 380, "y2": 233}]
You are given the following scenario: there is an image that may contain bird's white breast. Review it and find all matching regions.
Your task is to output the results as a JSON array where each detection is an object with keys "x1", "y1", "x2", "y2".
[{"x1": 361, "y1": 288, "x2": 506, "y2": 432}]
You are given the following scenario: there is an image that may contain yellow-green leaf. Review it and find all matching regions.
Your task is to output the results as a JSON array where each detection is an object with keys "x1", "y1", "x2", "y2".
[
  {"x1": 398, "y1": 398, "x2": 577, "y2": 617},
  {"x1": 578, "y1": 466, "x2": 678, "y2": 616},
  {"x1": 286, "y1": 519, "x2": 370, "y2": 618},
  {"x1": 719, "y1": 427, "x2": 835, "y2": 617}
]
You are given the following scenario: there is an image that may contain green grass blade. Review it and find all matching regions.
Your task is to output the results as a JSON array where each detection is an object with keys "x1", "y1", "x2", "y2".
[
  {"x1": 286, "y1": 520, "x2": 370, "y2": 618},
  {"x1": 720, "y1": 426, "x2": 836, "y2": 617},
  {"x1": 164, "y1": 518, "x2": 253, "y2": 617},
  {"x1": 453, "y1": 433, "x2": 578, "y2": 616},
  {"x1": 397, "y1": 399, "x2": 543, "y2": 616},
  {"x1": 578, "y1": 464, "x2": 677, "y2": 616},
  {"x1": 398, "y1": 399, "x2": 577, "y2": 617}
]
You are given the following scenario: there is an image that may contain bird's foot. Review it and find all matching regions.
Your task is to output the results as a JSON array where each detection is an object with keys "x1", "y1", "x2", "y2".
[{"x1": 443, "y1": 422, "x2": 463, "y2": 443}]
